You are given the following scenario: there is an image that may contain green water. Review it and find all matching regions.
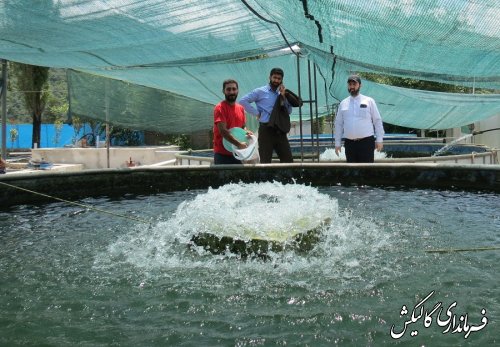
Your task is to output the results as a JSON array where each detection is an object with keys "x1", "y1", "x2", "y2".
[{"x1": 0, "y1": 182, "x2": 498, "y2": 346}]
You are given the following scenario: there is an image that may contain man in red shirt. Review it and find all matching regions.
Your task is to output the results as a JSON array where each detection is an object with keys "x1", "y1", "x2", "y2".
[
  {"x1": 0, "y1": 156, "x2": 6, "y2": 174},
  {"x1": 213, "y1": 79, "x2": 252, "y2": 165}
]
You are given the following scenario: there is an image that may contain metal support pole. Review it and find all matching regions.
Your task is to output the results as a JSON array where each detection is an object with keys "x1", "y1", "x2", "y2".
[
  {"x1": 1, "y1": 60, "x2": 7, "y2": 160},
  {"x1": 322, "y1": 77, "x2": 333, "y2": 145},
  {"x1": 296, "y1": 53, "x2": 304, "y2": 162},
  {"x1": 307, "y1": 60, "x2": 314, "y2": 160},
  {"x1": 105, "y1": 80, "x2": 110, "y2": 168},
  {"x1": 313, "y1": 63, "x2": 320, "y2": 161},
  {"x1": 334, "y1": 103, "x2": 339, "y2": 145}
]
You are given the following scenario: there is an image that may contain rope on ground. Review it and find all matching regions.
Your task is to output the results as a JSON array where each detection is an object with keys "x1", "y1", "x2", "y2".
[
  {"x1": 425, "y1": 246, "x2": 500, "y2": 254},
  {"x1": 0, "y1": 181, "x2": 150, "y2": 224}
]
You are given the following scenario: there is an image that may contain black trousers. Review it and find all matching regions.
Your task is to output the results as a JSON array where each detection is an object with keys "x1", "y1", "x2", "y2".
[
  {"x1": 213, "y1": 152, "x2": 242, "y2": 165},
  {"x1": 344, "y1": 136, "x2": 375, "y2": 163},
  {"x1": 258, "y1": 124, "x2": 293, "y2": 164}
]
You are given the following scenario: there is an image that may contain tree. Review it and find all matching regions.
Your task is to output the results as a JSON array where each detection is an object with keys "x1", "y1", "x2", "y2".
[
  {"x1": 44, "y1": 68, "x2": 69, "y2": 123},
  {"x1": 11, "y1": 63, "x2": 50, "y2": 148}
]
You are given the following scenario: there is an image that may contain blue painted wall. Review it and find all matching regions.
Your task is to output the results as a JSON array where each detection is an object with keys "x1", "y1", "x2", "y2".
[
  {"x1": 1, "y1": 124, "x2": 89, "y2": 149},
  {"x1": 1, "y1": 124, "x2": 144, "y2": 149}
]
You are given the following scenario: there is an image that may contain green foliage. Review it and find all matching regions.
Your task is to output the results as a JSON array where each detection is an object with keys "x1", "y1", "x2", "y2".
[
  {"x1": 68, "y1": 115, "x2": 143, "y2": 147},
  {"x1": 359, "y1": 72, "x2": 492, "y2": 94},
  {"x1": 383, "y1": 123, "x2": 416, "y2": 134},
  {"x1": 11, "y1": 63, "x2": 50, "y2": 113},
  {"x1": 70, "y1": 115, "x2": 83, "y2": 144},
  {"x1": 53, "y1": 117, "x2": 64, "y2": 144},
  {"x1": 9, "y1": 62, "x2": 50, "y2": 147},
  {"x1": 162, "y1": 134, "x2": 191, "y2": 150},
  {"x1": 7, "y1": 65, "x2": 68, "y2": 123},
  {"x1": 45, "y1": 70, "x2": 69, "y2": 123},
  {"x1": 6, "y1": 67, "x2": 29, "y2": 122},
  {"x1": 108, "y1": 126, "x2": 142, "y2": 146},
  {"x1": 65, "y1": 114, "x2": 101, "y2": 146},
  {"x1": 311, "y1": 117, "x2": 325, "y2": 134},
  {"x1": 5, "y1": 66, "x2": 119, "y2": 147}
]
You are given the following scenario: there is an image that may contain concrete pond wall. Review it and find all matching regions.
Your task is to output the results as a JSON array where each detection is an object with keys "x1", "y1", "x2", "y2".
[
  {"x1": 1, "y1": 163, "x2": 499, "y2": 207},
  {"x1": 31, "y1": 145, "x2": 181, "y2": 169}
]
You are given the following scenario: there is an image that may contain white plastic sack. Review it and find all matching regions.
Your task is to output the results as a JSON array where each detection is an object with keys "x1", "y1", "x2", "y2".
[{"x1": 232, "y1": 134, "x2": 259, "y2": 163}]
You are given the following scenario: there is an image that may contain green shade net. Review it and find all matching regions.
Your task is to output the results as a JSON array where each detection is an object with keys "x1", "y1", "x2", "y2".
[
  {"x1": 1, "y1": 0, "x2": 499, "y2": 132},
  {"x1": 304, "y1": 45, "x2": 500, "y2": 129},
  {"x1": 69, "y1": 53, "x2": 332, "y2": 133},
  {"x1": 254, "y1": 0, "x2": 500, "y2": 89},
  {"x1": 68, "y1": 70, "x2": 215, "y2": 134}
]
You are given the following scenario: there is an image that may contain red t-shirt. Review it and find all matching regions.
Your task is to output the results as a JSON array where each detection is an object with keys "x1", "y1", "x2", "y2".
[{"x1": 213, "y1": 101, "x2": 246, "y2": 155}]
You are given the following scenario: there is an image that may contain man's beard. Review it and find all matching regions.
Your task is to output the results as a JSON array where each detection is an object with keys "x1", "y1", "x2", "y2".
[
  {"x1": 270, "y1": 81, "x2": 281, "y2": 89},
  {"x1": 225, "y1": 94, "x2": 237, "y2": 102},
  {"x1": 348, "y1": 87, "x2": 360, "y2": 96}
]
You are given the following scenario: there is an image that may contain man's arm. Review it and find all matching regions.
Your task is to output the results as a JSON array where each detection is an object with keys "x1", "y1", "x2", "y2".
[
  {"x1": 217, "y1": 122, "x2": 247, "y2": 149},
  {"x1": 370, "y1": 98, "x2": 384, "y2": 151},
  {"x1": 214, "y1": 104, "x2": 248, "y2": 149},
  {"x1": 239, "y1": 89, "x2": 260, "y2": 117}
]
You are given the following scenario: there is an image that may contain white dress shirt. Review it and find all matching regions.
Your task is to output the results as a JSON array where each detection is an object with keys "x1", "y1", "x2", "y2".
[{"x1": 334, "y1": 93, "x2": 385, "y2": 147}]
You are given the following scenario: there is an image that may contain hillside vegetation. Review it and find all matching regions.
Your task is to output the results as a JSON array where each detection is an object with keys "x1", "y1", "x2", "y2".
[{"x1": 7, "y1": 65, "x2": 68, "y2": 124}]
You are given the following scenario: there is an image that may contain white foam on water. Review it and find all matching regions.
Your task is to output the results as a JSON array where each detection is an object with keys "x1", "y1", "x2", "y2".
[
  {"x1": 93, "y1": 182, "x2": 398, "y2": 289},
  {"x1": 172, "y1": 181, "x2": 336, "y2": 241},
  {"x1": 319, "y1": 147, "x2": 388, "y2": 161}
]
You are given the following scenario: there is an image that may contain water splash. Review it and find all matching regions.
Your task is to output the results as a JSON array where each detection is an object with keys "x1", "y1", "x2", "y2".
[
  {"x1": 432, "y1": 133, "x2": 473, "y2": 157},
  {"x1": 174, "y1": 181, "x2": 336, "y2": 241},
  {"x1": 94, "y1": 182, "x2": 398, "y2": 288},
  {"x1": 319, "y1": 147, "x2": 388, "y2": 161}
]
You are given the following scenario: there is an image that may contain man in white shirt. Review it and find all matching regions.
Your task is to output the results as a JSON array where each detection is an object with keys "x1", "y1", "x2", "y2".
[{"x1": 334, "y1": 74, "x2": 385, "y2": 163}]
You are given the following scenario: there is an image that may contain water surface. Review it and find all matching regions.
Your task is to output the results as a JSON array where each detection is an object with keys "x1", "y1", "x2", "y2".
[{"x1": 1, "y1": 182, "x2": 498, "y2": 346}]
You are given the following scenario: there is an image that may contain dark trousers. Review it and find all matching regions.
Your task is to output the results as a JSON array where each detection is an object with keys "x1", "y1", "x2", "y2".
[
  {"x1": 344, "y1": 136, "x2": 375, "y2": 163},
  {"x1": 214, "y1": 152, "x2": 242, "y2": 165},
  {"x1": 258, "y1": 124, "x2": 293, "y2": 163}
]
